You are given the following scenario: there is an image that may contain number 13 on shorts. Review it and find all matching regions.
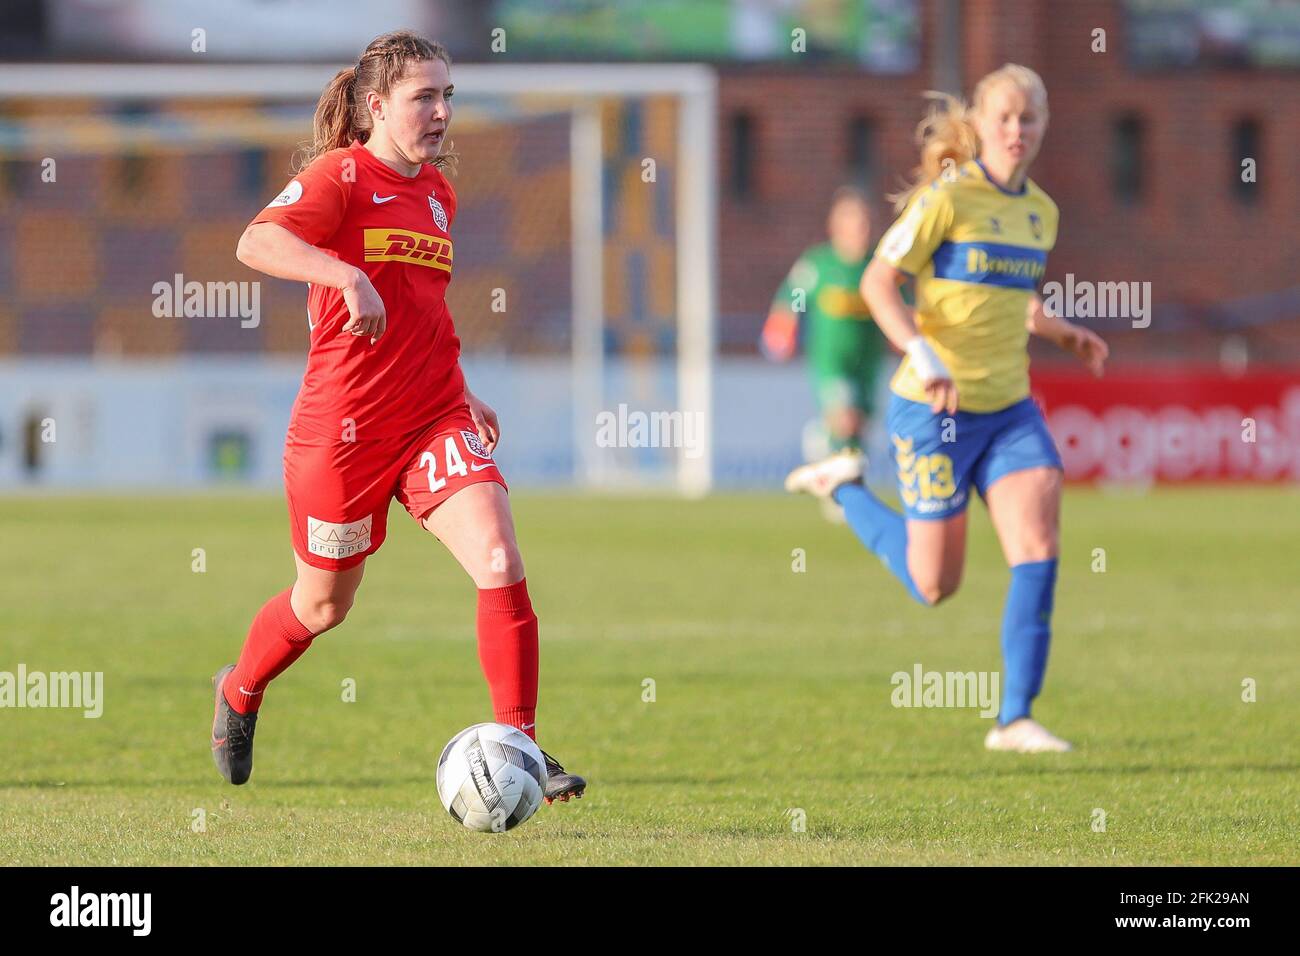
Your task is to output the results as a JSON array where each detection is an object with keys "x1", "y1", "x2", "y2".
[{"x1": 894, "y1": 435, "x2": 958, "y2": 511}]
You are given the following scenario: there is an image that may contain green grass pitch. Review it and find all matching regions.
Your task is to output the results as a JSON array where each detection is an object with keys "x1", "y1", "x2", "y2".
[{"x1": 1, "y1": 489, "x2": 1296, "y2": 865}]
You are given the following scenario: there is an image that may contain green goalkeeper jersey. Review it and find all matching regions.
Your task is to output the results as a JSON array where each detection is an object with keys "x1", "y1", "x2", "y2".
[{"x1": 772, "y1": 242, "x2": 891, "y2": 413}]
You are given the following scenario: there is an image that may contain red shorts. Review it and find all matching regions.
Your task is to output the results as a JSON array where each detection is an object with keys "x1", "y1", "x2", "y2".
[{"x1": 283, "y1": 403, "x2": 508, "y2": 571}]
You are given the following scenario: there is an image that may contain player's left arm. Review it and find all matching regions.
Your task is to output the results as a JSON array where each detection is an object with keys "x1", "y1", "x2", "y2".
[
  {"x1": 1026, "y1": 294, "x2": 1108, "y2": 377},
  {"x1": 463, "y1": 383, "x2": 500, "y2": 454}
]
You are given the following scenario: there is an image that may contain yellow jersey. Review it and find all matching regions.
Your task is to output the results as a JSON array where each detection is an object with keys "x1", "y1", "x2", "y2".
[{"x1": 877, "y1": 159, "x2": 1059, "y2": 412}]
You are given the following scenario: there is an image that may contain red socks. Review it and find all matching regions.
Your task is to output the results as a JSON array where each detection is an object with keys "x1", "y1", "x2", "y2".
[
  {"x1": 223, "y1": 587, "x2": 316, "y2": 715},
  {"x1": 222, "y1": 581, "x2": 537, "y2": 735},
  {"x1": 477, "y1": 578, "x2": 539, "y2": 739}
]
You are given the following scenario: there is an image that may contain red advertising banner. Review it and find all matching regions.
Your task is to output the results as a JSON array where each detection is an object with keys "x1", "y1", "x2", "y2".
[{"x1": 1030, "y1": 368, "x2": 1300, "y2": 484}]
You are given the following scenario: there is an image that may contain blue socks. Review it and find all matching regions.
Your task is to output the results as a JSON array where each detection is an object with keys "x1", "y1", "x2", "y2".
[
  {"x1": 833, "y1": 483, "x2": 927, "y2": 605},
  {"x1": 833, "y1": 483, "x2": 1060, "y2": 723},
  {"x1": 998, "y1": 558, "x2": 1058, "y2": 725}
]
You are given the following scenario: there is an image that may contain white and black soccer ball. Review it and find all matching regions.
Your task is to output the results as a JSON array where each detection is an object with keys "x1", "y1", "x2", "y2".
[{"x1": 436, "y1": 722, "x2": 547, "y2": 832}]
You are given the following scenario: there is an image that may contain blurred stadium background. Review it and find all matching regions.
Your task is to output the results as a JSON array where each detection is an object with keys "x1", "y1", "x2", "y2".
[
  {"x1": 3, "y1": 0, "x2": 1299, "y2": 873},
  {"x1": 0, "y1": 0, "x2": 1297, "y2": 493}
]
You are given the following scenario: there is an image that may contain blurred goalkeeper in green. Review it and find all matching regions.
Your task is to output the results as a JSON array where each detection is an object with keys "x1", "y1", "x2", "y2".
[{"x1": 761, "y1": 186, "x2": 894, "y2": 458}]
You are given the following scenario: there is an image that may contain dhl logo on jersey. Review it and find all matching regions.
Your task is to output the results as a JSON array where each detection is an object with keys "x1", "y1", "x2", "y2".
[{"x1": 363, "y1": 228, "x2": 453, "y2": 272}]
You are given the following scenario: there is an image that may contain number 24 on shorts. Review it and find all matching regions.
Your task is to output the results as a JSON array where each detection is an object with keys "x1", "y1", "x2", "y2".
[{"x1": 420, "y1": 436, "x2": 479, "y2": 492}]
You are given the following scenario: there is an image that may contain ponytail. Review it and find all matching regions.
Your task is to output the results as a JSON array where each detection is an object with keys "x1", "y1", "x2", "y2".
[
  {"x1": 296, "y1": 67, "x2": 359, "y2": 172},
  {"x1": 888, "y1": 92, "x2": 979, "y2": 212},
  {"x1": 295, "y1": 30, "x2": 457, "y2": 174},
  {"x1": 889, "y1": 63, "x2": 1048, "y2": 212}
]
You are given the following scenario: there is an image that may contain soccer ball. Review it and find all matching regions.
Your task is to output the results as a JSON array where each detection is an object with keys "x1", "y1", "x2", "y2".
[{"x1": 436, "y1": 722, "x2": 547, "y2": 832}]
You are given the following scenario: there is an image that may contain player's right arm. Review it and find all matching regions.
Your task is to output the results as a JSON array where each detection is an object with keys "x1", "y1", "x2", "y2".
[
  {"x1": 861, "y1": 189, "x2": 958, "y2": 414},
  {"x1": 760, "y1": 308, "x2": 798, "y2": 362},
  {"x1": 761, "y1": 252, "x2": 818, "y2": 362},
  {"x1": 236, "y1": 159, "x2": 386, "y2": 344},
  {"x1": 236, "y1": 224, "x2": 386, "y2": 343}
]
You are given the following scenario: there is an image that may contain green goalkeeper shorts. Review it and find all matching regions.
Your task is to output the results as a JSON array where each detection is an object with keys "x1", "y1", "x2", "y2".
[{"x1": 812, "y1": 363, "x2": 880, "y2": 417}]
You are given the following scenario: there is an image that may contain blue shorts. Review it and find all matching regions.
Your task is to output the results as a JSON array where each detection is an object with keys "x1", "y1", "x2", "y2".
[{"x1": 886, "y1": 394, "x2": 1062, "y2": 521}]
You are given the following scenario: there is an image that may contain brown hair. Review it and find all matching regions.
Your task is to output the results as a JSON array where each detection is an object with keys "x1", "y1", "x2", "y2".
[
  {"x1": 296, "y1": 29, "x2": 457, "y2": 173},
  {"x1": 889, "y1": 64, "x2": 1048, "y2": 211}
]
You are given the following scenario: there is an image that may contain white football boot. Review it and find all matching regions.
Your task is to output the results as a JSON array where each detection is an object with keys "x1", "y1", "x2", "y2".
[
  {"x1": 984, "y1": 718, "x2": 1073, "y2": 753},
  {"x1": 784, "y1": 450, "x2": 864, "y2": 499}
]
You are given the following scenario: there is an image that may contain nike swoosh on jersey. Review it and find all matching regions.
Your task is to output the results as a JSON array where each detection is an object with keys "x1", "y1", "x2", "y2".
[
  {"x1": 469, "y1": 462, "x2": 496, "y2": 471},
  {"x1": 372, "y1": 193, "x2": 397, "y2": 204}
]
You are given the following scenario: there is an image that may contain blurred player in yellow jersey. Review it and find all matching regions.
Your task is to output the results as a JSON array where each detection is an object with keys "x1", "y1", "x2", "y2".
[{"x1": 786, "y1": 64, "x2": 1108, "y2": 753}]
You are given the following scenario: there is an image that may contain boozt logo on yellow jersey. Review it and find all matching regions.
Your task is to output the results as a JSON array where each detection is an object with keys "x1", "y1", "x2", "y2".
[
  {"x1": 363, "y1": 228, "x2": 453, "y2": 272},
  {"x1": 963, "y1": 247, "x2": 1045, "y2": 283},
  {"x1": 931, "y1": 240, "x2": 1047, "y2": 290}
]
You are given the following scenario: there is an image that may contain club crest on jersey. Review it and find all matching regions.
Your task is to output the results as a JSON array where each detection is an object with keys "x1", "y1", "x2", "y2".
[
  {"x1": 1028, "y1": 212, "x2": 1043, "y2": 240},
  {"x1": 429, "y1": 194, "x2": 448, "y2": 231},
  {"x1": 460, "y1": 429, "x2": 492, "y2": 460}
]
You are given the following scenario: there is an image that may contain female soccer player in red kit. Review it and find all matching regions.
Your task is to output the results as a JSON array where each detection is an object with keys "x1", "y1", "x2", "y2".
[{"x1": 210, "y1": 30, "x2": 585, "y2": 803}]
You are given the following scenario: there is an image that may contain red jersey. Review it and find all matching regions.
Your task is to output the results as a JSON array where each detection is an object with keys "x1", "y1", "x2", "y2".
[{"x1": 251, "y1": 141, "x2": 465, "y2": 440}]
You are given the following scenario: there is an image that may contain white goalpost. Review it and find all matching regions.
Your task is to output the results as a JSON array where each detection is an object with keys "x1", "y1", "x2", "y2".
[{"x1": 0, "y1": 62, "x2": 718, "y2": 496}]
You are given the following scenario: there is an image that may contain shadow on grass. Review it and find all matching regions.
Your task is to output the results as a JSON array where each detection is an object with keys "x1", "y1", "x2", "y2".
[
  {"x1": 611, "y1": 760, "x2": 1300, "y2": 787},
  {"x1": 855, "y1": 760, "x2": 1300, "y2": 781},
  {"x1": 0, "y1": 776, "x2": 434, "y2": 790},
  {"x1": 8, "y1": 759, "x2": 1296, "y2": 792}
]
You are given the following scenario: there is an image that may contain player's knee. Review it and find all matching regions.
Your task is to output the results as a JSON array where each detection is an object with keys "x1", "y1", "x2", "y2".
[
  {"x1": 912, "y1": 566, "x2": 963, "y2": 606},
  {"x1": 476, "y1": 539, "x2": 525, "y2": 588},
  {"x1": 827, "y1": 408, "x2": 861, "y2": 439},
  {"x1": 914, "y1": 580, "x2": 941, "y2": 606},
  {"x1": 1018, "y1": 531, "x2": 1059, "y2": 563},
  {"x1": 916, "y1": 580, "x2": 960, "y2": 607},
  {"x1": 299, "y1": 596, "x2": 353, "y2": 633},
  {"x1": 1018, "y1": 514, "x2": 1060, "y2": 562}
]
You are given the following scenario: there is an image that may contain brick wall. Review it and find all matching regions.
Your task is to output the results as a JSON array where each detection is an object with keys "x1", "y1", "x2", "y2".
[{"x1": 716, "y1": 0, "x2": 1300, "y2": 357}]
